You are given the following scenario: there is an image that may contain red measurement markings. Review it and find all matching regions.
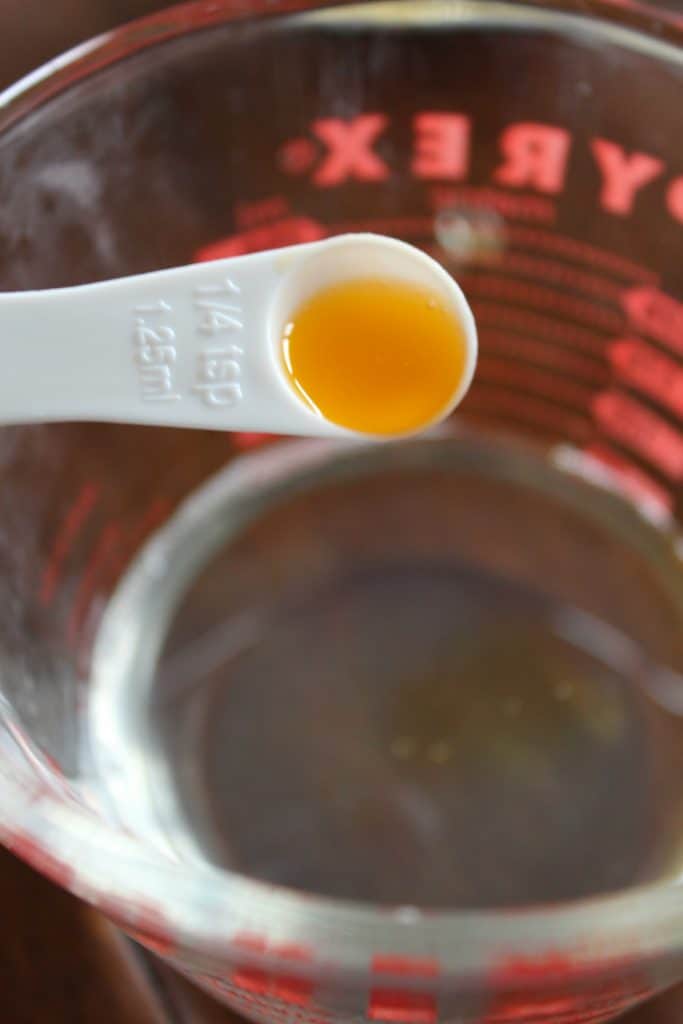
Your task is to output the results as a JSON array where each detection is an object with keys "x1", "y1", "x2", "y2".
[
  {"x1": 331, "y1": 216, "x2": 655, "y2": 287},
  {"x1": 368, "y1": 991, "x2": 437, "y2": 1024},
  {"x1": 485, "y1": 950, "x2": 581, "y2": 1024},
  {"x1": 270, "y1": 945, "x2": 314, "y2": 1006},
  {"x1": 480, "y1": 330, "x2": 608, "y2": 386},
  {"x1": 1, "y1": 720, "x2": 48, "y2": 805},
  {"x1": 430, "y1": 185, "x2": 556, "y2": 224},
  {"x1": 372, "y1": 957, "x2": 439, "y2": 978},
  {"x1": 196, "y1": 215, "x2": 657, "y2": 297},
  {"x1": 466, "y1": 385, "x2": 592, "y2": 442},
  {"x1": 226, "y1": 991, "x2": 324, "y2": 1024},
  {"x1": 231, "y1": 932, "x2": 268, "y2": 986},
  {"x1": 233, "y1": 431, "x2": 273, "y2": 451},
  {"x1": 231, "y1": 936, "x2": 314, "y2": 1007},
  {"x1": 195, "y1": 217, "x2": 326, "y2": 262},
  {"x1": 277, "y1": 136, "x2": 320, "y2": 175},
  {"x1": 3, "y1": 718, "x2": 84, "y2": 809},
  {"x1": 106, "y1": 497, "x2": 171, "y2": 586},
  {"x1": 67, "y1": 498, "x2": 171, "y2": 649},
  {"x1": 234, "y1": 195, "x2": 290, "y2": 230},
  {"x1": 196, "y1": 973, "x2": 231, "y2": 999},
  {"x1": 67, "y1": 521, "x2": 122, "y2": 646},
  {"x1": 495, "y1": 251, "x2": 623, "y2": 304},
  {"x1": 8, "y1": 830, "x2": 75, "y2": 889},
  {"x1": 477, "y1": 355, "x2": 596, "y2": 409},
  {"x1": 608, "y1": 338, "x2": 683, "y2": 417},
  {"x1": 340, "y1": 191, "x2": 554, "y2": 229},
  {"x1": 592, "y1": 391, "x2": 683, "y2": 480},
  {"x1": 622, "y1": 286, "x2": 683, "y2": 356},
  {"x1": 474, "y1": 302, "x2": 607, "y2": 356},
  {"x1": 369, "y1": 960, "x2": 439, "y2": 1024},
  {"x1": 584, "y1": 443, "x2": 673, "y2": 513},
  {"x1": 39, "y1": 482, "x2": 100, "y2": 607},
  {"x1": 333, "y1": 215, "x2": 432, "y2": 237},
  {"x1": 127, "y1": 905, "x2": 177, "y2": 957},
  {"x1": 97, "y1": 896, "x2": 177, "y2": 956},
  {"x1": 461, "y1": 274, "x2": 625, "y2": 333},
  {"x1": 483, "y1": 954, "x2": 648, "y2": 1024},
  {"x1": 507, "y1": 226, "x2": 658, "y2": 284},
  {"x1": 484, "y1": 997, "x2": 628, "y2": 1023}
]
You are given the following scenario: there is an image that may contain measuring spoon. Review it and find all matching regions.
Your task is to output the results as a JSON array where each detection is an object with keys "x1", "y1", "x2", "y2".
[{"x1": 0, "y1": 234, "x2": 477, "y2": 439}]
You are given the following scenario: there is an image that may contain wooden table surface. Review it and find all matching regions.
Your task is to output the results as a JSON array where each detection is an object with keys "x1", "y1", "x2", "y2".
[
  {"x1": 0, "y1": 843, "x2": 235, "y2": 1023},
  {"x1": 2, "y1": 842, "x2": 683, "y2": 1024}
]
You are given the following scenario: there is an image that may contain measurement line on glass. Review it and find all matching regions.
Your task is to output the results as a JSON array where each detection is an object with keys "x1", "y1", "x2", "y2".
[{"x1": 330, "y1": 217, "x2": 660, "y2": 283}]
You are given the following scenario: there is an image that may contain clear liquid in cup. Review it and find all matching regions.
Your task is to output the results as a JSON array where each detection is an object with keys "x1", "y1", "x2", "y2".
[{"x1": 88, "y1": 436, "x2": 683, "y2": 909}]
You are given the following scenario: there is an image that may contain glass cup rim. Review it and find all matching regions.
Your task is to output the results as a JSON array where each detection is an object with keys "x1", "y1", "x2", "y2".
[
  {"x1": 1, "y1": 0, "x2": 682, "y2": 976},
  {"x1": 0, "y1": 0, "x2": 682, "y2": 131}
]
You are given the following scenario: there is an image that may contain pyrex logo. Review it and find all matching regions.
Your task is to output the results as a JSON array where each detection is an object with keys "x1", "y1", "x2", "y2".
[{"x1": 279, "y1": 113, "x2": 683, "y2": 223}]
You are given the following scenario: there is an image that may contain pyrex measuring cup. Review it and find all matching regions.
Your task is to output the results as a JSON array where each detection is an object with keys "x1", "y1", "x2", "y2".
[{"x1": 1, "y1": 2, "x2": 683, "y2": 1022}]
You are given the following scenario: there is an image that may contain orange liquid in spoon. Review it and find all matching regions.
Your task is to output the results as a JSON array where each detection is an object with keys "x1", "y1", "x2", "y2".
[{"x1": 281, "y1": 277, "x2": 469, "y2": 435}]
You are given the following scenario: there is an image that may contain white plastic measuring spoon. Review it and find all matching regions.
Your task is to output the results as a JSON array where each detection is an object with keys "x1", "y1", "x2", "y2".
[{"x1": 0, "y1": 233, "x2": 477, "y2": 438}]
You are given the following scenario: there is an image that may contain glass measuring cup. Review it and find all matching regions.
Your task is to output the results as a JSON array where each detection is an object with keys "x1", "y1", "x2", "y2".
[{"x1": 0, "y1": 1, "x2": 682, "y2": 1021}]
